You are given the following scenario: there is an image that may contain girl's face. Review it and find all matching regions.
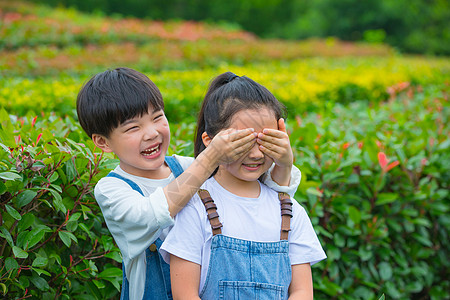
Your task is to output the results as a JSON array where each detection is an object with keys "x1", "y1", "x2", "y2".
[{"x1": 218, "y1": 106, "x2": 278, "y2": 183}]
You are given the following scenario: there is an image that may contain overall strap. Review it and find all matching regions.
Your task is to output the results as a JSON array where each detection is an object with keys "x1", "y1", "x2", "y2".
[
  {"x1": 279, "y1": 192, "x2": 293, "y2": 240},
  {"x1": 165, "y1": 155, "x2": 183, "y2": 178},
  {"x1": 198, "y1": 189, "x2": 223, "y2": 236},
  {"x1": 107, "y1": 172, "x2": 144, "y2": 195}
]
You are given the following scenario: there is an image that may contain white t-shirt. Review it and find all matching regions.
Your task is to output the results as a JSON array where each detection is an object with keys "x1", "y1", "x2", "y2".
[
  {"x1": 160, "y1": 177, "x2": 327, "y2": 293},
  {"x1": 94, "y1": 155, "x2": 302, "y2": 300}
]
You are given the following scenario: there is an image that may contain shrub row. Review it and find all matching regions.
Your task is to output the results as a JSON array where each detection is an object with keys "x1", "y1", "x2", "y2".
[
  {"x1": 0, "y1": 84, "x2": 448, "y2": 299},
  {"x1": 1, "y1": 56, "x2": 449, "y2": 121},
  {"x1": 291, "y1": 84, "x2": 449, "y2": 299},
  {"x1": 0, "y1": 0, "x2": 254, "y2": 50},
  {"x1": 0, "y1": 39, "x2": 393, "y2": 77}
]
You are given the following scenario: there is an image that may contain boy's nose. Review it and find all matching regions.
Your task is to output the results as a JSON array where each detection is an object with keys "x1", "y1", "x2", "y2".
[{"x1": 143, "y1": 126, "x2": 158, "y2": 140}]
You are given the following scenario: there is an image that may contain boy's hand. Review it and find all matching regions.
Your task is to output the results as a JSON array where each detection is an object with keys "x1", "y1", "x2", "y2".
[
  {"x1": 257, "y1": 118, "x2": 293, "y2": 168},
  {"x1": 207, "y1": 128, "x2": 257, "y2": 165}
]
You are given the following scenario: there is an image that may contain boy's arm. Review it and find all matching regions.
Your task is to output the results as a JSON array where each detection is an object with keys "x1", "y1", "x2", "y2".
[
  {"x1": 288, "y1": 263, "x2": 313, "y2": 300},
  {"x1": 164, "y1": 128, "x2": 256, "y2": 217},
  {"x1": 170, "y1": 255, "x2": 202, "y2": 300}
]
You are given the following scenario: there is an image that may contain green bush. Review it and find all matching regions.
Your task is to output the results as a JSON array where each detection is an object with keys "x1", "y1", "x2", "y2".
[
  {"x1": 1, "y1": 83, "x2": 448, "y2": 299},
  {"x1": 291, "y1": 84, "x2": 449, "y2": 299},
  {"x1": 0, "y1": 111, "x2": 122, "y2": 299}
]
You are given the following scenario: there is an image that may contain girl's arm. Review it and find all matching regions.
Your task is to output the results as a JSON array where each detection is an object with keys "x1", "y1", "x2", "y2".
[
  {"x1": 170, "y1": 255, "x2": 202, "y2": 300},
  {"x1": 288, "y1": 263, "x2": 313, "y2": 300},
  {"x1": 257, "y1": 118, "x2": 294, "y2": 186}
]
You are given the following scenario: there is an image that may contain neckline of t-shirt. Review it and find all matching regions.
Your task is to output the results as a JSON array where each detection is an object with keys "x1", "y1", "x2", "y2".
[
  {"x1": 209, "y1": 177, "x2": 263, "y2": 201},
  {"x1": 115, "y1": 166, "x2": 174, "y2": 186}
]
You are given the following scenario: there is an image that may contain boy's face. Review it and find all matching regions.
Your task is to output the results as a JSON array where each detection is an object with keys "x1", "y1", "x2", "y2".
[{"x1": 93, "y1": 107, "x2": 171, "y2": 179}]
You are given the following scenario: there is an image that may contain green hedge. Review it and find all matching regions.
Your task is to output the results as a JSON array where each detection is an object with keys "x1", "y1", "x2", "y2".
[
  {"x1": 291, "y1": 84, "x2": 449, "y2": 298},
  {"x1": 1, "y1": 84, "x2": 448, "y2": 299}
]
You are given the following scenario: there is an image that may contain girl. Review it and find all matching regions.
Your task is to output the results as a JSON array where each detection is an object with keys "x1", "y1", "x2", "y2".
[{"x1": 160, "y1": 72, "x2": 326, "y2": 300}]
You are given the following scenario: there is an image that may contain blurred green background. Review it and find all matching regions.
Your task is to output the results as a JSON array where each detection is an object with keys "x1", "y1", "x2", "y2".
[{"x1": 28, "y1": 0, "x2": 450, "y2": 55}]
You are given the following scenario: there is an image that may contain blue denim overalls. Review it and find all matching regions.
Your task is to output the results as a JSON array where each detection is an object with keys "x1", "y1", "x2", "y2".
[
  {"x1": 107, "y1": 156, "x2": 183, "y2": 300},
  {"x1": 197, "y1": 189, "x2": 293, "y2": 300}
]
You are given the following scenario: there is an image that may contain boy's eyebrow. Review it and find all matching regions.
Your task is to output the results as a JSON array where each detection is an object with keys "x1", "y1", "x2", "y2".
[
  {"x1": 120, "y1": 119, "x2": 137, "y2": 127},
  {"x1": 119, "y1": 108, "x2": 163, "y2": 127},
  {"x1": 152, "y1": 108, "x2": 163, "y2": 114}
]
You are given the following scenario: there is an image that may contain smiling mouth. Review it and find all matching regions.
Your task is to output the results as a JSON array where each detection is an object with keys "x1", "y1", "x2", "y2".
[
  {"x1": 141, "y1": 144, "x2": 160, "y2": 156},
  {"x1": 242, "y1": 163, "x2": 263, "y2": 170}
]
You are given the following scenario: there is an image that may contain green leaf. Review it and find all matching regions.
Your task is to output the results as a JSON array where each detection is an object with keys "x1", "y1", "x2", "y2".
[
  {"x1": 50, "y1": 253, "x2": 61, "y2": 265},
  {"x1": 5, "y1": 204, "x2": 21, "y2": 220},
  {"x1": 49, "y1": 172, "x2": 59, "y2": 183},
  {"x1": 0, "y1": 226, "x2": 14, "y2": 246},
  {"x1": 375, "y1": 193, "x2": 397, "y2": 206},
  {"x1": 437, "y1": 138, "x2": 450, "y2": 150},
  {"x1": 0, "y1": 282, "x2": 6, "y2": 296},
  {"x1": 348, "y1": 206, "x2": 361, "y2": 225},
  {"x1": 31, "y1": 267, "x2": 51, "y2": 277},
  {"x1": 306, "y1": 187, "x2": 323, "y2": 197},
  {"x1": 30, "y1": 274, "x2": 49, "y2": 291},
  {"x1": 105, "y1": 251, "x2": 123, "y2": 263},
  {"x1": 66, "y1": 220, "x2": 78, "y2": 232},
  {"x1": 17, "y1": 213, "x2": 35, "y2": 232},
  {"x1": 378, "y1": 262, "x2": 393, "y2": 280},
  {"x1": 25, "y1": 228, "x2": 46, "y2": 249},
  {"x1": 49, "y1": 188, "x2": 66, "y2": 212},
  {"x1": 0, "y1": 181, "x2": 6, "y2": 195},
  {"x1": 412, "y1": 233, "x2": 433, "y2": 247},
  {"x1": 58, "y1": 230, "x2": 78, "y2": 248},
  {"x1": 0, "y1": 171, "x2": 22, "y2": 181},
  {"x1": 98, "y1": 267, "x2": 122, "y2": 278},
  {"x1": 5, "y1": 257, "x2": 19, "y2": 272},
  {"x1": 32, "y1": 256, "x2": 48, "y2": 268},
  {"x1": 16, "y1": 190, "x2": 38, "y2": 207},
  {"x1": 12, "y1": 246, "x2": 28, "y2": 259}
]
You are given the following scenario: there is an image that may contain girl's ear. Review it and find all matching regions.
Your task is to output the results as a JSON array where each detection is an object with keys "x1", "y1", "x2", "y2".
[
  {"x1": 201, "y1": 132, "x2": 212, "y2": 148},
  {"x1": 92, "y1": 134, "x2": 113, "y2": 153}
]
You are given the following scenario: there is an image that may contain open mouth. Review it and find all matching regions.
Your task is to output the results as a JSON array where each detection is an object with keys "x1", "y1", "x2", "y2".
[{"x1": 141, "y1": 144, "x2": 161, "y2": 157}]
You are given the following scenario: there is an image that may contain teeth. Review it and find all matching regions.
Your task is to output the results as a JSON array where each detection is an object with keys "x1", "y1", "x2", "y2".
[
  {"x1": 245, "y1": 164, "x2": 259, "y2": 167},
  {"x1": 142, "y1": 145, "x2": 159, "y2": 155}
]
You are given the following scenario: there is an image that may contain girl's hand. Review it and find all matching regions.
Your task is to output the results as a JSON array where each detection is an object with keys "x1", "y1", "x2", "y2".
[
  {"x1": 205, "y1": 128, "x2": 257, "y2": 165},
  {"x1": 257, "y1": 118, "x2": 293, "y2": 168}
]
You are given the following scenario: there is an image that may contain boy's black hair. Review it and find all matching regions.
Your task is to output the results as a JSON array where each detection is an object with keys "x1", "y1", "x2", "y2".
[
  {"x1": 76, "y1": 67, "x2": 164, "y2": 138},
  {"x1": 195, "y1": 71, "x2": 286, "y2": 159}
]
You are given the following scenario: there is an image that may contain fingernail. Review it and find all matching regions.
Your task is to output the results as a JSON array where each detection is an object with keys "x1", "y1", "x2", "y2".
[{"x1": 263, "y1": 129, "x2": 268, "y2": 134}]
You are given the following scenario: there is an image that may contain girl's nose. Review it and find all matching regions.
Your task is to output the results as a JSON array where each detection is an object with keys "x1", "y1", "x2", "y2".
[{"x1": 248, "y1": 143, "x2": 264, "y2": 160}]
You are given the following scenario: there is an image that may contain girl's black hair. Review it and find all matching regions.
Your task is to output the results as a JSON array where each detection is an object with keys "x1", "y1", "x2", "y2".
[
  {"x1": 194, "y1": 71, "x2": 286, "y2": 160},
  {"x1": 76, "y1": 67, "x2": 164, "y2": 138}
]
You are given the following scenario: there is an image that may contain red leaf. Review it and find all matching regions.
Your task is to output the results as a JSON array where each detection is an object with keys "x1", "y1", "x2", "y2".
[
  {"x1": 386, "y1": 160, "x2": 399, "y2": 172},
  {"x1": 31, "y1": 116, "x2": 37, "y2": 127},
  {"x1": 378, "y1": 152, "x2": 388, "y2": 169},
  {"x1": 36, "y1": 133, "x2": 43, "y2": 145}
]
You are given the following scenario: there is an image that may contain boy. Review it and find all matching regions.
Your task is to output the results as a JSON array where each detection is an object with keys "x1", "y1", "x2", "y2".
[{"x1": 76, "y1": 67, "x2": 301, "y2": 300}]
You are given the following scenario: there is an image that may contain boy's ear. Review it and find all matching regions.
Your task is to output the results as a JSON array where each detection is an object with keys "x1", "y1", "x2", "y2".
[
  {"x1": 92, "y1": 134, "x2": 113, "y2": 153},
  {"x1": 201, "y1": 132, "x2": 212, "y2": 148}
]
